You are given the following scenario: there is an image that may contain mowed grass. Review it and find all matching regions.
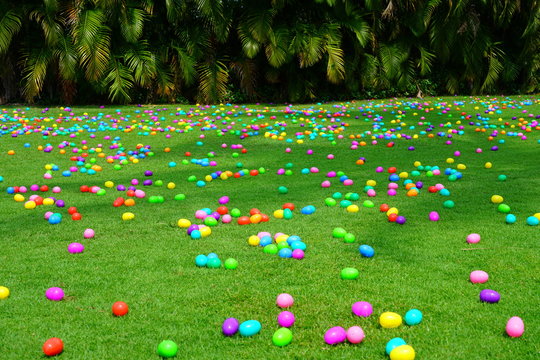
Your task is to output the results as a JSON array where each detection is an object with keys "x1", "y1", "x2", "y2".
[{"x1": 0, "y1": 96, "x2": 539, "y2": 359}]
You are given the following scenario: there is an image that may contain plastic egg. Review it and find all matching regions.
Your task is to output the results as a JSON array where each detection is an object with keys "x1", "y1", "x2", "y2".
[
  {"x1": 386, "y1": 337, "x2": 407, "y2": 355},
  {"x1": 239, "y1": 320, "x2": 261, "y2": 337},
  {"x1": 340, "y1": 267, "x2": 359, "y2": 280},
  {"x1": 224, "y1": 258, "x2": 238, "y2": 269},
  {"x1": 526, "y1": 216, "x2": 539, "y2": 226},
  {"x1": 379, "y1": 312, "x2": 402, "y2": 328},
  {"x1": 324, "y1": 326, "x2": 346, "y2": 345},
  {"x1": 352, "y1": 301, "x2": 373, "y2": 317},
  {"x1": 157, "y1": 340, "x2": 178, "y2": 358},
  {"x1": 466, "y1": 233, "x2": 481, "y2": 244},
  {"x1": 505, "y1": 214, "x2": 517, "y2": 224},
  {"x1": 390, "y1": 344, "x2": 416, "y2": 360},
  {"x1": 506, "y1": 316, "x2": 524, "y2": 338},
  {"x1": 83, "y1": 228, "x2": 95, "y2": 239},
  {"x1": 404, "y1": 309, "x2": 423, "y2": 325},
  {"x1": 195, "y1": 255, "x2": 208, "y2": 267},
  {"x1": 292, "y1": 249, "x2": 305, "y2": 259},
  {"x1": 222, "y1": 318, "x2": 239, "y2": 336},
  {"x1": 278, "y1": 311, "x2": 295, "y2": 327},
  {"x1": 43, "y1": 338, "x2": 64, "y2": 356},
  {"x1": 122, "y1": 212, "x2": 135, "y2": 221},
  {"x1": 359, "y1": 245, "x2": 374, "y2": 258},
  {"x1": 346, "y1": 326, "x2": 365, "y2": 344},
  {"x1": 272, "y1": 327, "x2": 293, "y2": 347},
  {"x1": 491, "y1": 195, "x2": 503, "y2": 204},
  {"x1": 470, "y1": 270, "x2": 489, "y2": 283},
  {"x1": 45, "y1": 287, "x2": 64, "y2": 301},
  {"x1": 177, "y1": 219, "x2": 191, "y2": 228},
  {"x1": 428, "y1": 211, "x2": 440, "y2": 221},
  {"x1": 480, "y1": 289, "x2": 500, "y2": 303},
  {"x1": 276, "y1": 293, "x2": 294, "y2": 308},
  {"x1": 68, "y1": 243, "x2": 84, "y2": 254},
  {"x1": 0, "y1": 286, "x2": 10, "y2": 299}
]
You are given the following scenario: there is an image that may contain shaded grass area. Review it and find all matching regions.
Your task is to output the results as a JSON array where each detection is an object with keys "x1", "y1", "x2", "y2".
[{"x1": 0, "y1": 97, "x2": 539, "y2": 359}]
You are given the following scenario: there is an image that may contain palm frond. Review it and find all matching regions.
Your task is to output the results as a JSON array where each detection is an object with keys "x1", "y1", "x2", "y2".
[
  {"x1": 54, "y1": 34, "x2": 78, "y2": 81},
  {"x1": 417, "y1": 46, "x2": 435, "y2": 76},
  {"x1": 326, "y1": 45, "x2": 345, "y2": 83},
  {"x1": 104, "y1": 58, "x2": 134, "y2": 103},
  {"x1": 172, "y1": 45, "x2": 197, "y2": 86},
  {"x1": 265, "y1": 28, "x2": 289, "y2": 67},
  {"x1": 74, "y1": 9, "x2": 111, "y2": 81},
  {"x1": 20, "y1": 47, "x2": 53, "y2": 102},
  {"x1": 230, "y1": 58, "x2": 257, "y2": 97},
  {"x1": 0, "y1": 10, "x2": 22, "y2": 54},
  {"x1": 198, "y1": 60, "x2": 229, "y2": 103},
  {"x1": 125, "y1": 41, "x2": 157, "y2": 87},
  {"x1": 238, "y1": 23, "x2": 261, "y2": 58},
  {"x1": 121, "y1": 7, "x2": 146, "y2": 43}
]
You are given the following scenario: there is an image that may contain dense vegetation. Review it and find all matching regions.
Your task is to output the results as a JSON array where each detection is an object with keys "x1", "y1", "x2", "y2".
[{"x1": 0, "y1": 0, "x2": 539, "y2": 104}]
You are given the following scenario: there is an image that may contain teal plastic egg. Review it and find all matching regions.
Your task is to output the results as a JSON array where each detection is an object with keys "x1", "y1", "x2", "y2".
[{"x1": 239, "y1": 320, "x2": 261, "y2": 337}]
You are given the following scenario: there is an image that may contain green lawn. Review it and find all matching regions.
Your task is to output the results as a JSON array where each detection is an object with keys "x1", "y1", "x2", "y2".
[{"x1": 0, "y1": 96, "x2": 538, "y2": 359}]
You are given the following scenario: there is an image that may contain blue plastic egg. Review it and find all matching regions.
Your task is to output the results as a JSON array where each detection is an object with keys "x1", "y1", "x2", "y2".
[
  {"x1": 207, "y1": 253, "x2": 219, "y2": 259},
  {"x1": 404, "y1": 309, "x2": 423, "y2": 325},
  {"x1": 279, "y1": 248, "x2": 293, "y2": 258},
  {"x1": 359, "y1": 245, "x2": 375, "y2": 258},
  {"x1": 260, "y1": 236, "x2": 273, "y2": 247},
  {"x1": 239, "y1": 320, "x2": 261, "y2": 337},
  {"x1": 195, "y1": 254, "x2": 208, "y2": 267},
  {"x1": 386, "y1": 337, "x2": 407, "y2": 355}
]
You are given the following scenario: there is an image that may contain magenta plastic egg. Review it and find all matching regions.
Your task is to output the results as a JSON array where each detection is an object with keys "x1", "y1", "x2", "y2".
[
  {"x1": 506, "y1": 316, "x2": 524, "y2": 337},
  {"x1": 467, "y1": 233, "x2": 481, "y2": 244},
  {"x1": 470, "y1": 270, "x2": 489, "y2": 284},
  {"x1": 387, "y1": 189, "x2": 397, "y2": 196},
  {"x1": 324, "y1": 326, "x2": 346, "y2": 345},
  {"x1": 83, "y1": 229, "x2": 95, "y2": 239},
  {"x1": 292, "y1": 249, "x2": 305, "y2": 259},
  {"x1": 343, "y1": 179, "x2": 353, "y2": 186},
  {"x1": 218, "y1": 196, "x2": 229, "y2": 204},
  {"x1": 276, "y1": 293, "x2": 294, "y2": 308},
  {"x1": 346, "y1": 326, "x2": 365, "y2": 344},
  {"x1": 45, "y1": 287, "x2": 64, "y2": 301},
  {"x1": 68, "y1": 243, "x2": 84, "y2": 253},
  {"x1": 277, "y1": 311, "x2": 295, "y2": 327},
  {"x1": 429, "y1": 211, "x2": 440, "y2": 221},
  {"x1": 367, "y1": 189, "x2": 376, "y2": 197},
  {"x1": 352, "y1": 301, "x2": 373, "y2": 317}
]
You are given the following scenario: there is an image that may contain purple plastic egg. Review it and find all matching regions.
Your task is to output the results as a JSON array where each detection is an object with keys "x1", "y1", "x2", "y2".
[
  {"x1": 480, "y1": 289, "x2": 500, "y2": 303},
  {"x1": 68, "y1": 243, "x2": 84, "y2": 254},
  {"x1": 278, "y1": 311, "x2": 295, "y2": 327},
  {"x1": 396, "y1": 216, "x2": 406, "y2": 224},
  {"x1": 324, "y1": 326, "x2": 347, "y2": 345},
  {"x1": 222, "y1": 318, "x2": 239, "y2": 336},
  {"x1": 352, "y1": 301, "x2": 373, "y2": 317},
  {"x1": 45, "y1": 287, "x2": 65, "y2": 301},
  {"x1": 55, "y1": 200, "x2": 65, "y2": 207}
]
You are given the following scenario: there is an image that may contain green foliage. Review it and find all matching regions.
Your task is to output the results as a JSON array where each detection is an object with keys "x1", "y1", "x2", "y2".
[{"x1": 0, "y1": 0, "x2": 538, "y2": 104}]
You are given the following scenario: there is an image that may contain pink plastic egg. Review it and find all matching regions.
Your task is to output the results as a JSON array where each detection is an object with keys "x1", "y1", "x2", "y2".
[
  {"x1": 221, "y1": 214, "x2": 232, "y2": 223},
  {"x1": 346, "y1": 326, "x2": 365, "y2": 344},
  {"x1": 276, "y1": 293, "x2": 294, "y2": 308},
  {"x1": 506, "y1": 316, "x2": 524, "y2": 338},
  {"x1": 321, "y1": 181, "x2": 331, "y2": 188},
  {"x1": 467, "y1": 233, "x2": 481, "y2": 244},
  {"x1": 83, "y1": 229, "x2": 95, "y2": 239},
  {"x1": 470, "y1": 270, "x2": 489, "y2": 284}
]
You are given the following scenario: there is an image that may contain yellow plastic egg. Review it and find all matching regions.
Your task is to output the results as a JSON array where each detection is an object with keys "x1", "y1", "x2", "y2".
[
  {"x1": 347, "y1": 204, "x2": 359, "y2": 213},
  {"x1": 167, "y1": 182, "x2": 176, "y2": 189},
  {"x1": 446, "y1": 158, "x2": 454, "y2": 164},
  {"x1": 413, "y1": 161, "x2": 421, "y2": 167},
  {"x1": 42, "y1": 198, "x2": 54, "y2": 206},
  {"x1": 220, "y1": 173, "x2": 228, "y2": 180},
  {"x1": 387, "y1": 207, "x2": 399, "y2": 216},
  {"x1": 248, "y1": 235, "x2": 260, "y2": 246},
  {"x1": 379, "y1": 312, "x2": 402, "y2": 328},
  {"x1": 275, "y1": 234, "x2": 289, "y2": 243},
  {"x1": 534, "y1": 213, "x2": 540, "y2": 220},
  {"x1": 491, "y1": 195, "x2": 503, "y2": 204},
  {"x1": 24, "y1": 201, "x2": 36, "y2": 210},
  {"x1": 200, "y1": 226, "x2": 211, "y2": 237},
  {"x1": 457, "y1": 164, "x2": 466, "y2": 170},
  {"x1": 485, "y1": 162, "x2": 492, "y2": 169},
  {"x1": 122, "y1": 212, "x2": 135, "y2": 221},
  {"x1": 177, "y1": 219, "x2": 191, "y2": 228},
  {"x1": 0, "y1": 286, "x2": 10, "y2": 299},
  {"x1": 104, "y1": 181, "x2": 114, "y2": 188},
  {"x1": 390, "y1": 345, "x2": 416, "y2": 360},
  {"x1": 14, "y1": 194, "x2": 25, "y2": 202},
  {"x1": 273, "y1": 209, "x2": 284, "y2": 219},
  {"x1": 399, "y1": 172, "x2": 408, "y2": 179},
  {"x1": 366, "y1": 180, "x2": 377, "y2": 187}
]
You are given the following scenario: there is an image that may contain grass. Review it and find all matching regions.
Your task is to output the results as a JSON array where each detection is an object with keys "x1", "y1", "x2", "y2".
[{"x1": 0, "y1": 96, "x2": 539, "y2": 359}]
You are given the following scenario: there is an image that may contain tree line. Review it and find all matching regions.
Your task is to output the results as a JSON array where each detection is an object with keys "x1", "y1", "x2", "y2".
[{"x1": 0, "y1": 0, "x2": 538, "y2": 104}]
